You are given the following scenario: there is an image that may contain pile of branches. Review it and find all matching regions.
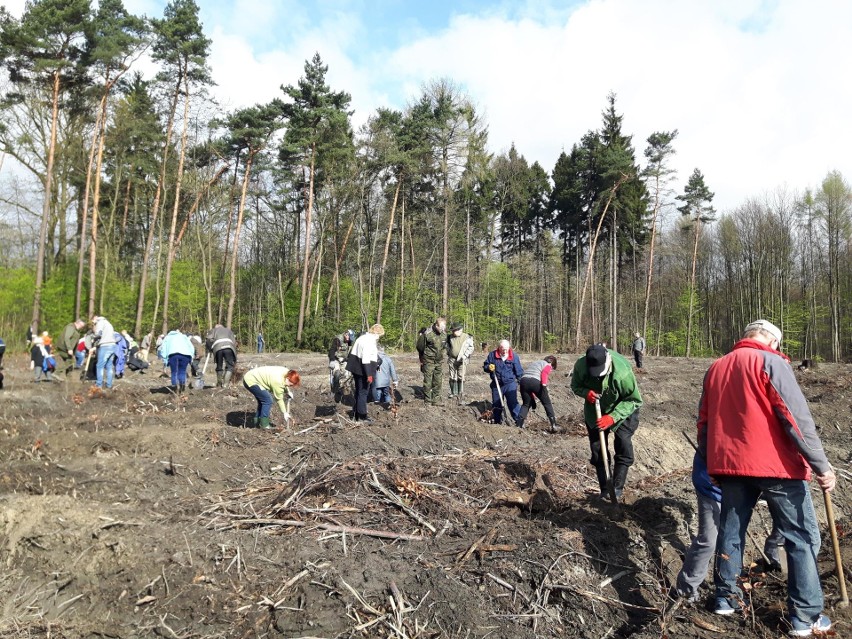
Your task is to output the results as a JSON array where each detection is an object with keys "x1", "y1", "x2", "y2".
[{"x1": 201, "y1": 448, "x2": 593, "y2": 542}]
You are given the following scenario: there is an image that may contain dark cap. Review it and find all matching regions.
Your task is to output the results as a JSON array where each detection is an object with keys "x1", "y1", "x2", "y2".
[
  {"x1": 450, "y1": 322, "x2": 463, "y2": 332},
  {"x1": 585, "y1": 344, "x2": 608, "y2": 377}
]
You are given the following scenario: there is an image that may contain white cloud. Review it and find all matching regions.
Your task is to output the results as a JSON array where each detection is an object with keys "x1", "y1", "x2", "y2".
[
  {"x1": 5, "y1": 0, "x2": 850, "y2": 210},
  {"x1": 378, "y1": 0, "x2": 852, "y2": 209}
]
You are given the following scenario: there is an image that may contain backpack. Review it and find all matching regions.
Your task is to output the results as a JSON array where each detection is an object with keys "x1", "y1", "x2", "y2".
[{"x1": 43, "y1": 355, "x2": 56, "y2": 372}]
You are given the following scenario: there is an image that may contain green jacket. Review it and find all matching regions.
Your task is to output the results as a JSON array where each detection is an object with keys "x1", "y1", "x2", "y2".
[
  {"x1": 59, "y1": 322, "x2": 80, "y2": 353},
  {"x1": 417, "y1": 326, "x2": 446, "y2": 363},
  {"x1": 571, "y1": 349, "x2": 642, "y2": 431}
]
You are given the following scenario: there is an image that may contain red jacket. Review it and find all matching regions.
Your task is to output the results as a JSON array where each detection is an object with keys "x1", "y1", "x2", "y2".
[{"x1": 697, "y1": 339, "x2": 830, "y2": 481}]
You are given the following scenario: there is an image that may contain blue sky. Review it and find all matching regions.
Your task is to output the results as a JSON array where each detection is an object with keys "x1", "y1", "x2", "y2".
[{"x1": 3, "y1": 0, "x2": 851, "y2": 211}]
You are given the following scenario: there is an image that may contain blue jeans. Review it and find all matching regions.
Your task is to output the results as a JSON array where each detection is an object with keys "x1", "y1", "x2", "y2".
[
  {"x1": 168, "y1": 353, "x2": 191, "y2": 386},
  {"x1": 244, "y1": 381, "x2": 273, "y2": 418},
  {"x1": 75, "y1": 350, "x2": 85, "y2": 368},
  {"x1": 373, "y1": 385, "x2": 391, "y2": 403},
  {"x1": 715, "y1": 477, "x2": 823, "y2": 620},
  {"x1": 96, "y1": 344, "x2": 117, "y2": 388}
]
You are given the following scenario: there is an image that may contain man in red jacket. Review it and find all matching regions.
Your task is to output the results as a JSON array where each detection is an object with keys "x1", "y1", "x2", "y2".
[{"x1": 697, "y1": 319, "x2": 835, "y2": 636}]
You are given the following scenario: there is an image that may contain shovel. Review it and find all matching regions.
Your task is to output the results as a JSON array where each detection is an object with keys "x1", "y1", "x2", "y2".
[
  {"x1": 596, "y1": 399, "x2": 618, "y2": 504},
  {"x1": 80, "y1": 348, "x2": 94, "y2": 382},
  {"x1": 823, "y1": 489, "x2": 849, "y2": 607},
  {"x1": 491, "y1": 371, "x2": 515, "y2": 426},
  {"x1": 192, "y1": 353, "x2": 210, "y2": 390}
]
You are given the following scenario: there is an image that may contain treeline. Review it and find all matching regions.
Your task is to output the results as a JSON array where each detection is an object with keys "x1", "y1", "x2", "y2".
[{"x1": 0, "y1": 0, "x2": 850, "y2": 360}]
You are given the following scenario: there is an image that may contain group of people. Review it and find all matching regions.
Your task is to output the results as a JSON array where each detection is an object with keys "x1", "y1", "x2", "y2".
[{"x1": 8, "y1": 311, "x2": 840, "y2": 635}]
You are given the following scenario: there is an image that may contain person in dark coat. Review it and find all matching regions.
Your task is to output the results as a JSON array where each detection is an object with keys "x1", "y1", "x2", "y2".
[{"x1": 482, "y1": 339, "x2": 524, "y2": 425}]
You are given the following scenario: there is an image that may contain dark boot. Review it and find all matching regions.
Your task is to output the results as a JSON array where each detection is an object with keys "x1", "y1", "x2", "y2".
[
  {"x1": 257, "y1": 417, "x2": 272, "y2": 429},
  {"x1": 448, "y1": 380, "x2": 457, "y2": 398},
  {"x1": 178, "y1": 383, "x2": 185, "y2": 394},
  {"x1": 515, "y1": 417, "x2": 525, "y2": 429},
  {"x1": 223, "y1": 371, "x2": 233, "y2": 388},
  {"x1": 216, "y1": 371, "x2": 224, "y2": 387},
  {"x1": 549, "y1": 417, "x2": 561, "y2": 433},
  {"x1": 612, "y1": 465, "x2": 629, "y2": 493}
]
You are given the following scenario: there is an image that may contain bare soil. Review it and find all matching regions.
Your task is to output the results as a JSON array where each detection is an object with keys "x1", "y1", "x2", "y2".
[{"x1": 1, "y1": 351, "x2": 851, "y2": 638}]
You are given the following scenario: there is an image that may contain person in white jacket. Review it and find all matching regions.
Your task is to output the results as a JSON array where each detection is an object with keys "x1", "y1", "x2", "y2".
[{"x1": 345, "y1": 324, "x2": 384, "y2": 423}]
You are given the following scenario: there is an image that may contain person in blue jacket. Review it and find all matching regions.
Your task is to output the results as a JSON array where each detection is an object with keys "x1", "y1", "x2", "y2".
[
  {"x1": 371, "y1": 348, "x2": 399, "y2": 406},
  {"x1": 482, "y1": 339, "x2": 523, "y2": 425}
]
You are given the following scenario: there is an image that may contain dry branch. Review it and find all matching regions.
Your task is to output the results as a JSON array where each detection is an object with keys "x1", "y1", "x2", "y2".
[
  {"x1": 231, "y1": 518, "x2": 426, "y2": 541},
  {"x1": 368, "y1": 469, "x2": 436, "y2": 533}
]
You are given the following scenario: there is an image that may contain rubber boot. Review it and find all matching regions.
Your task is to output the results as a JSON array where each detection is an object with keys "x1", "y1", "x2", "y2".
[
  {"x1": 515, "y1": 417, "x2": 525, "y2": 429},
  {"x1": 216, "y1": 371, "x2": 224, "y2": 388},
  {"x1": 549, "y1": 417, "x2": 562, "y2": 433},
  {"x1": 612, "y1": 465, "x2": 629, "y2": 500},
  {"x1": 223, "y1": 370, "x2": 232, "y2": 388},
  {"x1": 257, "y1": 416, "x2": 272, "y2": 430},
  {"x1": 178, "y1": 383, "x2": 185, "y2": 394},
  {"x1": 448, "y1": 380, "x2": 457, "y2": 398}
]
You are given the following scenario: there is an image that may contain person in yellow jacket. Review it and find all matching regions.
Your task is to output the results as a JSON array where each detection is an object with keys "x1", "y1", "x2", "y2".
[{"x1": 242, "y1": 366, "x2": 301, "y2": 429}]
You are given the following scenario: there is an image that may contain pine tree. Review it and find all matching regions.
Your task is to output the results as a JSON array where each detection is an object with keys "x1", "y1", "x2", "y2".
[
  {"x1": 280, "y1": 53, "x2": 352, "y2": 345},
  {"x1": 677, "y1": 168, "x2": 715, "y2": 357},
  {"x1": 0, "y1": 0, "x2": 90, "y2": 332}
]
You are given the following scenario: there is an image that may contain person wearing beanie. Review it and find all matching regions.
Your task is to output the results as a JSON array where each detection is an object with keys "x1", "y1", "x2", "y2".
[
  {"x1": 698, "y1": 319, "x2": 835, "y2": 634},
  {"x1": 571, "y1": 343, "x2": 642, "y2": 501}
]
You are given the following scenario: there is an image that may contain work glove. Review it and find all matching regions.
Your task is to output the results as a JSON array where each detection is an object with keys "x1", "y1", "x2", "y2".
[
  {"x1": 367, "y1": 375, "x2": 373, "y2": 384},
  {"x1": 585, "y1": 390, "x2": 599, "y2": 404},
  {"x1": 596, "y1": 414, "x2": 615, "y2": 431},
  {"x1": 488, "y1": 364, "x2": 496, "y2": 372}
]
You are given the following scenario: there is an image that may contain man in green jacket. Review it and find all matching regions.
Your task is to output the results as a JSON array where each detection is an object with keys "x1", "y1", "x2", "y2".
[
  {"x1": 58, "y1": 319, "x2": 86, "y2": 376},
  {"x1": 417, "y1": 317, "x2": 447, "y2": 406},
  {"x1": 571, "y1": 344, "x2": 643, "y2": 500}
]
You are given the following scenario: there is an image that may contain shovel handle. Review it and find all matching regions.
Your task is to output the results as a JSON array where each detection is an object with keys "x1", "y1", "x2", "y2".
[
  {"x1": 823, "y1": 490, "x2": 849, "y2": 607},
  {"x1": 595, "y1": 400, "x2": 617, "y2": 504}
]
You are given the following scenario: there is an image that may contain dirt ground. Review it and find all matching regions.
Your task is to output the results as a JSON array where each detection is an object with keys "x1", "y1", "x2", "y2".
[{"x1": 1, "y1": 350, "x2": 851, "y2": 638}]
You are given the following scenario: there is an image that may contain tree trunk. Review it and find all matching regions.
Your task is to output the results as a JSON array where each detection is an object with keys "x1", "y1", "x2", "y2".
[
  {"x1": 226, "y1": 151, "x2": 255, "y2": 326},
  {"x1": 162, "y1": 76, "x2": 192, "y2": 333},
  {"x1": 376, "y1": 178, "x2": 401, "y2": 324},
  {"x1": 642, "y1": 174, "x2": 662, "y2": 340},
  {"x1": 87, "y1": 95, "x2": 111, "y2": 319},
  {"x1": 74, "y1": 95, "x2": 105, "y2": 319},
  {"x1": 295, "y1": 143, "x2": 316, "y2": 344},
  {"x1": 134, "y1": 79, "x2": 181, "y2": 337},
  {"x1": 574, "y1": 177, "x2": 626, "y2": 351},
  {"x1": 31, "y1": 71, "x2": 61, "y2": 334},
  {"x1": 686, "y1": 216, "x2": 702, "y2": 358}
]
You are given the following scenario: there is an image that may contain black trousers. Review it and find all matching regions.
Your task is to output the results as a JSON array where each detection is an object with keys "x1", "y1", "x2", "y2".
[
  {"x1": 518, "y1": 378, "x2": 555, "y2": 422},
  {"x1": 353, "y1": 373, "x2": 370, "y2": 418},
  {"x1": 587, "y1": 409, "x2": 640, "y2": 491},
  {"x1": 214, "y1": 348, "x2": 236, "y2": 373},
  {"x1": 633, "y1": 349, "x2": 643, "y2": 368}
]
